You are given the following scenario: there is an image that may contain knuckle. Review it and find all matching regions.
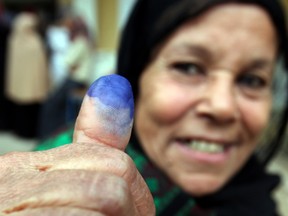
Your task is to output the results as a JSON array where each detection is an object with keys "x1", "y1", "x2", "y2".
[
  {"x1": 87, "y1": 173, "x2": 132, "y2": 215},
  {"x1": 98, "y1": 150, "x2": 138, "y2": 191},
  {"x1": 114, "y1": 152, "x2": 135, "y2": 174}
]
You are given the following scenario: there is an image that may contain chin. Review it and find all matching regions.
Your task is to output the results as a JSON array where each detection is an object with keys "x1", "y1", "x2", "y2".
[{"x1": 176, "y1": 175, "x2": 228, "y2": 197}]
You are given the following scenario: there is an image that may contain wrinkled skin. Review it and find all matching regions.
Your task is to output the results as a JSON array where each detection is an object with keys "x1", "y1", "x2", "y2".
[
  {"x1": 135, "y1": 3, "x2": 276, "y2": 196},
  {"x1": 0, "y1": 77, "x2": 155, "y2": 216}
]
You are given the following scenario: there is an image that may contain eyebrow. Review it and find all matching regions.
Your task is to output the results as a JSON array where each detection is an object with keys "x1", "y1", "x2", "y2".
[
  {"x1": 244, "y1": 59, "x2": 275, "y2": 73},
  {"x1": 245, "y1": 59, "x2": 275, "y2": 75},
  {"x1": 187, "y1": 45, "x2": 212, "y2": 61},
  {"x1": 167, "y1": 44, "x2": 213, "y2": 62},
  {"x1": 165, "y1": 44, "x2": 275, "y2": 72}
]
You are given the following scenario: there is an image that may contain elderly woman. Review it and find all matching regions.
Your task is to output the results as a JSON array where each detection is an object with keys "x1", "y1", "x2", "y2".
[{"x1": 0, "y1": 0, "x2": 287, "y2": 215}]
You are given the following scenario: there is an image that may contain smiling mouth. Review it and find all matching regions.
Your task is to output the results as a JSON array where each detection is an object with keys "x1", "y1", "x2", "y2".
[
  {"x1": 190, "y1": 140, "x2": 225, "y2": 153},
  {"x1": 176, "y1": 139, "x2": 233, "y2": 154}
]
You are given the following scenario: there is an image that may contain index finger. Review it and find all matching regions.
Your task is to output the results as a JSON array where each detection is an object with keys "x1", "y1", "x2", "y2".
[{"x1": 73, "y1": 74, "x2": 134, "y2": 150}]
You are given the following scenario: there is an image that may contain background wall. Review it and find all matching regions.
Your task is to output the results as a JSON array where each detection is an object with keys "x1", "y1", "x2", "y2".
[
  {"x1": 69, "y1": 0, "x2": 136, "y2": 79},
  {"x1": 71, "y1": 0, "x2": 98, "y2": 44},
  {"x1": 117, "y1": 0, "x2": 136, "y2": 31}
]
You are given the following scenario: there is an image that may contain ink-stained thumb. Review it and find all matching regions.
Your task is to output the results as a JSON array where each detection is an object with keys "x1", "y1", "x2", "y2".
[{"x1": 73, "y1": 74, "x2": 134, "y2": 151}]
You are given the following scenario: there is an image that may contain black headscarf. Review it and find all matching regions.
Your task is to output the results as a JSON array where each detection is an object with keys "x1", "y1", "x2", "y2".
[{"x1": 117, "y1": 0, "x2": 288, "y2": 165}]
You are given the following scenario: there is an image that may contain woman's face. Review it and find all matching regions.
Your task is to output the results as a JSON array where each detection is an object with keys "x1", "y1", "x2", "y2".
[{"x1": 135, "y1": 3, "x2": 277, "y2": 196}]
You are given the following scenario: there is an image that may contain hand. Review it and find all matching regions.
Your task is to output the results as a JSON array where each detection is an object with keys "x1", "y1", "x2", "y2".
[{"x1": 0, "y1": 75, "x2": 155, "y2": 216}]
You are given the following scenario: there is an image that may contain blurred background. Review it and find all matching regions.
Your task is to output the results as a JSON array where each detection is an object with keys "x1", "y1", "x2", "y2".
[{"x1": 0, "y1": 0, "x2": 287, "y2": 215}]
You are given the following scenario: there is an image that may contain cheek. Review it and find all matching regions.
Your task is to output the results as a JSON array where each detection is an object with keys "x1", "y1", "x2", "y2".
[
  {"x1": 239, "y1": 98, "x2": 271, "y2": 137},
  {"x1": 151, "y1": 91, "x2": 188, "y2": 123},
  {"x1": 141, "y1": 82, "x2": 198, "y2": 125}
]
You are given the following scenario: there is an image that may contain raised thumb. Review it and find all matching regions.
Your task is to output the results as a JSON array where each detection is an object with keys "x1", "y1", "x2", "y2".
[{"x1": 73, "y1": 74, "x2": 134, "y2": 150}]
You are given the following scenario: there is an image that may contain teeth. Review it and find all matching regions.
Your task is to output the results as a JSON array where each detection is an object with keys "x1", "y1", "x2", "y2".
[{"x1": 189, "y1": 140, "x2": 224, "y2": 153}]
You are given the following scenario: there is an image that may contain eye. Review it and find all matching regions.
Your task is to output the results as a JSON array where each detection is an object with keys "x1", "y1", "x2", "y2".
[
  {"x1": 237, "y1": 73, "x2": 268, "y2": 89},
  {"x1": 171, "y1": 62, "x2": 205, "y2": 76}
]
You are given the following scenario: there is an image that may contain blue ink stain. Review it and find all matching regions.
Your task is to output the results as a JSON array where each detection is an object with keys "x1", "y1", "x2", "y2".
[{"x1": 88, "y1": 74, "x2": 134, "y2": 119}]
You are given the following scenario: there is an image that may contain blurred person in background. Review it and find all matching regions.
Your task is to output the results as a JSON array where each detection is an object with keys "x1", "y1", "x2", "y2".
[
  {"x1": 64, "y1": 15, "x2": 94, "y2": 124},
  {"x1": 64, "y1": 15, "x2": 93, "y2": 89},
  {"x1": 46, "y1": 16, "x2": 71, "y2": 91},
  {"x1": 38, "y1": 15, "x2": 93, "y2": 139},
  {"x1": 0, "y1": 2, "x2": 11, "y2": 130},
  {"x1": 37, "y1": 14, "x2": 72, "y2": 140},
  {"x1": 0, "y1": 0, "x2": 288, "y2": 215},
  {"x1": 5, "y1": 12, "x2": 49, "y2": 139}
]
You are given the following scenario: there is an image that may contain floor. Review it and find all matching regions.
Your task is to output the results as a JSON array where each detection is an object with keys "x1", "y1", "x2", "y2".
[{"x1": 0, "y1": 131, "x2": 287, "y2": 215}]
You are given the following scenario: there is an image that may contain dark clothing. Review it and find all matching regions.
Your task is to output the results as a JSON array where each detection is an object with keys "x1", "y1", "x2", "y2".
[
  {"x1": 8, "y1": 101, "x2": 40, "y2": 138},
  {"x1": 0, "y1": 20, "x2": 10, "y2": 130},
  {"x1": 126, "y1": 143, "x2": 280, "y2": 216},
  {"x1": 38, "y1": 79, "x2": 85, "y2": 140}
]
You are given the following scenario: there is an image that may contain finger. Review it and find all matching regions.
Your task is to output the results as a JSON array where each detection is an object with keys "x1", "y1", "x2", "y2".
[
  {"x1": 1, "y1": 171, "x2": 135, "y2": 216},
  {"x1": 7, "y1": 207, "x2": 105, "y2": 216},
  {"x1": 73, "y1": 74, "x2": 134, "y2": 150},
  {"x1": 0, "y1": 152, "x2": 155, "y2": 216}
]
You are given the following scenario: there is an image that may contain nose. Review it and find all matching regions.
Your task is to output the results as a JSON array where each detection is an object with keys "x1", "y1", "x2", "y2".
[{"x1": 195, "y1": 74, "x2": 239, "y2": 124}]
